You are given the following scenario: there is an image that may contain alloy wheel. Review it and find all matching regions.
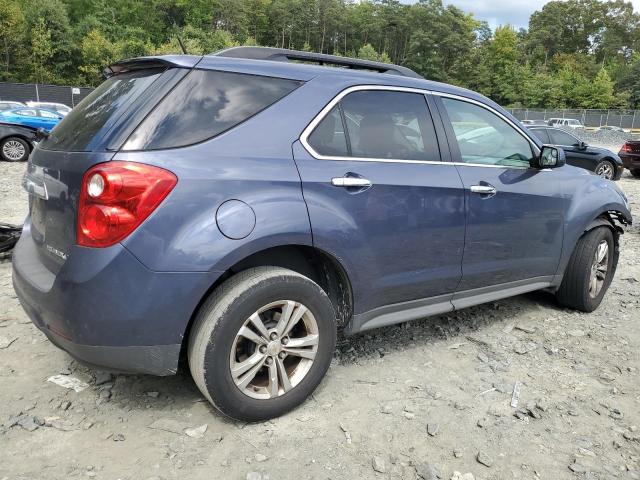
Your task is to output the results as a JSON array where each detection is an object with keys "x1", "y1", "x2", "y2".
[
  {"x1": 595, "y1": 162, "x2": 614, "y2": 180},
  {"x1": 229, "y1": 300, "x2": 319, "y2": 400},
  {"x1": 2, "y1": 140, "x2": 26, "y2": 161},
  {"x1": 588, "y1": 240, "x2": 609, "y2": 298}
]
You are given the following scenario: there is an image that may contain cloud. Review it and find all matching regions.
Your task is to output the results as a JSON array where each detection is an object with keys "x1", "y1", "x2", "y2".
[{"x1": 443, "y1": 0, "x2": 640, "y2": 29}]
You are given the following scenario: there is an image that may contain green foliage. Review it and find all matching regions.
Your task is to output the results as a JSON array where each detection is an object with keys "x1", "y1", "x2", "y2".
[{"x1": 1, "y1": 0, "x2": 639, "y2": 110}]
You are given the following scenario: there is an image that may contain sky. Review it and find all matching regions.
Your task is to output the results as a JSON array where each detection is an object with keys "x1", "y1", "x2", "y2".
[{"x1": 443, "y1": 0, "x2": 640, "y2": 29}]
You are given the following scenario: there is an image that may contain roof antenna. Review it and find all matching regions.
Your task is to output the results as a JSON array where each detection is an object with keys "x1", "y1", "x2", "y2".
[{"x1": 172, "y1": 20, "x2": 188, "y2": 55}]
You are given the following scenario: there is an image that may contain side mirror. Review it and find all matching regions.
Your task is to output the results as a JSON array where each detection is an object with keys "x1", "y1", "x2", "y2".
[
  {"x1": 538, "y1": 145, "x2": 566, "y2": 169},
  {"x1": 577, "y1": 141, "x2": 587, "y2": 150}
]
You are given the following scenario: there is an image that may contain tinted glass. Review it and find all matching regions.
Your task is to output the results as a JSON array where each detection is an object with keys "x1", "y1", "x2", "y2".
[
  {"x1": 308, "y1": 106, "x2": 349, "y2": 156},
  {"x1": 41, "y1": 68, "x2": 164, "y2": 151},
  {"x1": 340, "y1": 91, "x2": 438, "y2": 160},
  {"x1": 442, "y1": 98, "x2": 534, "y2": 167},
  {"x1": 17, "y1": 109, "x2": 36, "y2": 116},
  {"x1": 530, "y1": 128, "x2": 550, "y2": 143},
  {"x1": 549, "y1": 129, "x2": 579, "y2": 146},
  {"x1": 124, "y1": 70, "x2": 301, "y2": 150}
]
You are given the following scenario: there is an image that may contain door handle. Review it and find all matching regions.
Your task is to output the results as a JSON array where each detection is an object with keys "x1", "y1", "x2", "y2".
[
  {"x1": 331, "y1": 177, "x2": 372, "y2": 188},
  {"x1": 470, "y1": 184, "x2": 497, "y2": 195}
]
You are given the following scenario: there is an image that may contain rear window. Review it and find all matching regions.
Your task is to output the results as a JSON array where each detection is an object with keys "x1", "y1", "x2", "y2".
[
  {"x1": 42, "y1": 68, "x2": 164, "y2": 151},
  {"x1": 122, "y1": 70, "x2": 302, "y2": 151}
]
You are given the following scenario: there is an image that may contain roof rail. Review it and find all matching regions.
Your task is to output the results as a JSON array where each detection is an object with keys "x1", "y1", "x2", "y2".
[{"x1": 210, "y1": 46, "x2": 423, "y2": 79}]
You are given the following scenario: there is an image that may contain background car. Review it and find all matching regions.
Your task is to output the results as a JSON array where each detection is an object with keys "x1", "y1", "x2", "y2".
[
  {"x1": 0, "y1": 101, "x2": 25, "y2": 111},
  {"x1": 597, "y1": 125, "x2": 631, "y2": 133},
  {"x1": 521, "y1": 119, "x2": 547, "y2": 126},
  {"x1": 619, "y1": 141, "x2": 640, "y2": 177},
  {"x1": 548, "y1": 118, "x2": 584, "y2": 129},
  {"x1": 25, "y1": 101, "x2": 72, "y2": 116},
  {"x1": 0, "y1": 122, "x2": 37, "y2": 162},
  {"x1": 528, "y1": 126, "x2": 623, "y2": 180},
  {"x1": 0, "y1": 107, "x2": 63, "y2": 131}
]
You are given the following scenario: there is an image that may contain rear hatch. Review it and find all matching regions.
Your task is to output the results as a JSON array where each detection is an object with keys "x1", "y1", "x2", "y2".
[{"x1": 25, "y1": 59, "x2": 195, "y2": 274}]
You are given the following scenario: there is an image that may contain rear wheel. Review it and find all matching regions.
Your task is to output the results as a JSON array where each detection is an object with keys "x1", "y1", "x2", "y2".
[
  {"x1": 631, "y1": 169, "x2": 640, "y2": 178},
  {"x1": 0, "y1": 137, "x2": 29, "y2": 162},
  {"x1": 556, "y1": 227, "x2": 616, "y2": 312},
  {"x1": 188, "y1": 267, "x2": 337, "y2": 421},
  {"x1": 594, "y1": 160, "x2": 615, "y2": 180}
]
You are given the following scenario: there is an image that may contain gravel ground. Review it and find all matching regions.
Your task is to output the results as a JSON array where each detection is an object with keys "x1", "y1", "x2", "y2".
[{"x1": 1, "y1": 153, "x2": 639, "y2": 480}]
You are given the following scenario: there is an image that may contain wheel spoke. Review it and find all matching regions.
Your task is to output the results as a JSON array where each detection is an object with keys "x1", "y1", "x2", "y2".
[
  {"x1": 275, "y1": 301, "x2": 296, "y2": 336},
  {"x1": 281, "y1": 304, "x2": 308, "y2": 337},
  {"x1": 286, "y1": 334, "x2": 319, "y2": 348},
  {"x1": 231, "y1": 350, "x2": 266, "y2": 379},
  {"x1": 589, "y1": 275, "x2": 598, "y2": 295},
  {"x1": 267, "y1": 360, "x2": 279, "y2": 397},
  {"x1": 248, "y1": 312, "x2": 270, "y2": 339},
  {"x1": 283, "y1": 347, "x2": 316, "y2": 360},
  {"x1": 235, "y1": 355, "x2": 267, "y2": 389},
  {"x1": 596, "y1": 242, "x2": 608, "y2": 263},
  {"x1": 276, "y1": 357, "x2": 292, "y2": 392},
  {"x1": 238, "y1": 326, "x2": 267, "y2": 345}
]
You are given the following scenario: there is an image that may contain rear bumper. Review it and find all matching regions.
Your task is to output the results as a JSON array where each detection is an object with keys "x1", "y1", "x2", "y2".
[
  {"x1": 620, "y1": 153, "x2": 640, "y2": 170},
  {"x1": 12, "y1": 221, "x2": 220, "y2": 375},
  {"x1": 39, "y1": 327, "x2": 181, "y2": 375}
]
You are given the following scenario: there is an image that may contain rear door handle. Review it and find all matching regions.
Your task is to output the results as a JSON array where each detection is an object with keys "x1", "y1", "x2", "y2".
[
  {"x1": 470, "y1": 184, "x2": 497, "y2": 196},
  {"x1": 331, "y1": 177, "x2": 372, "y2": 188}
]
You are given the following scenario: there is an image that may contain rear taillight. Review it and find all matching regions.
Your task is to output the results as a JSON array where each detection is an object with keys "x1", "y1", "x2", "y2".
[
  {"x1": 77, "y1": 161, "x2": 177, "y2": 247},
  {"x1": 621, "y1": 142, "x2": 632, "y2": 154}
]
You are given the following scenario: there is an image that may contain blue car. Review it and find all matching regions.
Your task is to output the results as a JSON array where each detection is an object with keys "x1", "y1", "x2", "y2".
[
  {"x1": 12, "y1": 47, "x2": 632, "y2": 421},
  {"x1": 0, "y1": 107, "x2": 63, "y2": 131}
]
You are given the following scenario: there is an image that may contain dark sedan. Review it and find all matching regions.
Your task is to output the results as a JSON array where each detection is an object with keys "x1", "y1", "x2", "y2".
[
  {"x1": 619, "y1": 141, "x2": 640, "y2": 178},
  {"x1": 0, "y1": 122, "x2": 38, "y2": 162},
  {"x1": 528, "y1": 126, "x2": 623, "y2": 180}
]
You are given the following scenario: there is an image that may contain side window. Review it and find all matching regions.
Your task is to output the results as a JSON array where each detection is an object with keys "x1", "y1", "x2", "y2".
[
  {"x1": 549, "y1": 129, "x2": 579, "y2": 146},
  {"x1": 306, "y1": 90, "x2": 439, "y2": 161},
  {"x1": 18, "y1": 109, "x2": 36, "y2": 117},
  {"x1": 123, "y1": 70, "x2": 302, "y2": 150},
  {"x1": 39, "y1": 110, "x2": 59, "y2": 118},
  {"x1": 342, "y1": 91, "x2": 437, "y2": 160},
  {"x1": 531, "y1": 128, "x2": 550, "y2": 144},
  {"x1": 441, "y1": 98, "x2": 534, "y2": 168},
  {"x1": 307, "y1": 106, "x2": 349, "y2": 157}
]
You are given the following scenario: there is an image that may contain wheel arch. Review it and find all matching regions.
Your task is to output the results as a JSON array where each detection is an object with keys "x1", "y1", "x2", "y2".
[{"x1": 180, "y1": 244, "x2": 354, "y2": 360}]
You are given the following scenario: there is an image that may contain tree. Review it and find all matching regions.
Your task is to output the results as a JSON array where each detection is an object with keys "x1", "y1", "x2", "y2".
[
  {"x1": 0, "y1": 0, "x2": 25, "y2": 77},
  {"x1": 583, "y1": 68, "x2": 615, "y2": 108},
  {"x1": 30, "y1": 17, "x2": 53, "y2": 84},
  {"x1": 79, "y1": 29, "x2": 116, "y2": 84}
]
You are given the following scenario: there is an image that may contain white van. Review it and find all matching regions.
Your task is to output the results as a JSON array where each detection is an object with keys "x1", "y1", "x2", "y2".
[{"x1": 548, "y1": 118, "x2": 584, "y2": 129}]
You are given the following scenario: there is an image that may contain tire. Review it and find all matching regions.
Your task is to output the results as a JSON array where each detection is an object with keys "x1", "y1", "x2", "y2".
[
  {"x1": 188, "y1": 267, "x2": 337, "y2": 421},
  {"x1": 594, "y1": 160, "x2": 615, "y2": 180},
  {"x1": 0, "y1": 137, "x2": 30, "y2": 162},
  {"x1": 631, "y1": 169, "x2": 640, "y2": 178},
  {"x1": 556, "y1": 227, "x2": 617, "y2": 312}
]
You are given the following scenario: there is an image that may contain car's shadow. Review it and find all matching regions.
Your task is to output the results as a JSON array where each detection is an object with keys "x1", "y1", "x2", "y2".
[{"x1": 93, "y1": 290, "x2": 563, "y2": 421}]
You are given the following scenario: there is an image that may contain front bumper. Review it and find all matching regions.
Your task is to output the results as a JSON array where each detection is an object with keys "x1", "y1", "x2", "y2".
[{"x1": 12, "y1": 221, "x2": 219, "y2": 375}]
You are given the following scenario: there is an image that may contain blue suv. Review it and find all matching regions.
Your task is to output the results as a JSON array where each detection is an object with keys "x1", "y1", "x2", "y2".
[{"x1": 13, "y1": 47, "x2": 632, "y2": 421}]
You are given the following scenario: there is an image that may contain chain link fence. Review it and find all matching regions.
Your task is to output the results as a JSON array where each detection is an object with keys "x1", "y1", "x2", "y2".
[
  {"x1": 0, "y1": 82, "x2": 93, "y2": 108},
  {"x1": 509, "y1": 108, "x2": 640, "y2": 130}
]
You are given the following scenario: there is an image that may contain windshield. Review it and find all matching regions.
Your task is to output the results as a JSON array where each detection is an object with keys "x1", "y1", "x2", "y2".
[{"x1": 41, "y1": 68, "x2": 164, "y2": 151}]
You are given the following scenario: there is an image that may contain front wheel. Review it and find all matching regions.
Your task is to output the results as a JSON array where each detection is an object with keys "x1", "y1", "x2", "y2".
[
  {"x1": 188, "y1": 267, "x2": 337, "y2": 421},
  {"x1": 594, "y1": 160, "x2": 615, "y2": 180},
  {"x1": 556, "y1": 227, "x2": 617, "y2": 312},
  {"x1": 0, "y1": 137, "x2": 30, "y2": 162}
]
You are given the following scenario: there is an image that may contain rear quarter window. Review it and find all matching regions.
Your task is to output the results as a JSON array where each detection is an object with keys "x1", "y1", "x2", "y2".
[
  {"x1": 41, "y1": 68, "x2": 165, "y2": 151},
  {"x1": 123, "y1": 70, "x2": 302, "y2": 151}
]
